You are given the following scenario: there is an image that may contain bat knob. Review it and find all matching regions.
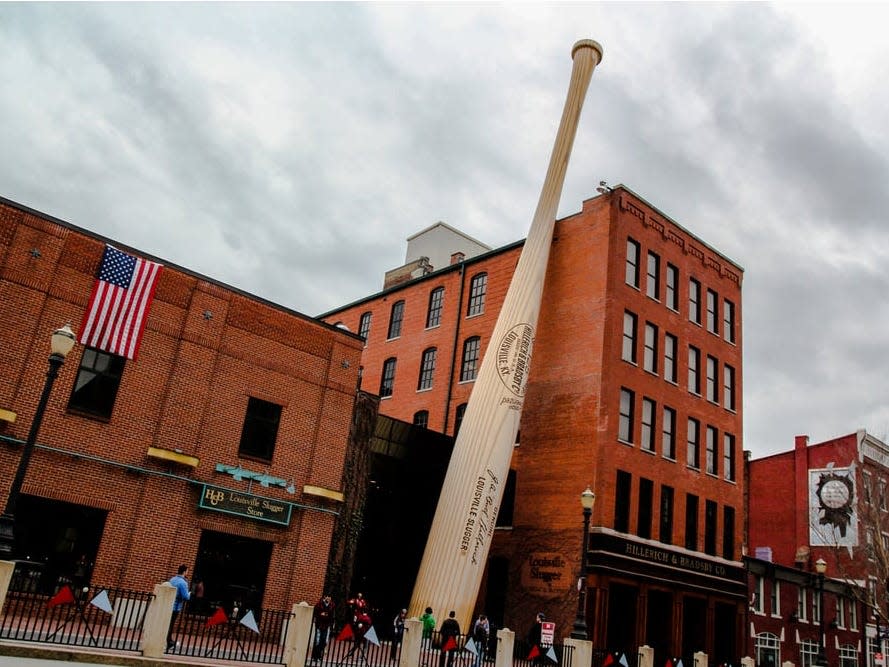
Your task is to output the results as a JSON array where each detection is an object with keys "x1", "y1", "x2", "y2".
[{"x1": 571, "y1": 39, "x2": 603, "y2": 64}]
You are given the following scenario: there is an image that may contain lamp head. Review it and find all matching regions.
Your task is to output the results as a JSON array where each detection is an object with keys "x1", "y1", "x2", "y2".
[
  {"x1": 580, "y1": 486, "x2": 596, "y2": 510},
  {"x1": 815, "y1": 557, "x2": 827, "y2": 574},
  {"x1": 51, "y1": 324, "x2": 77, "y2": 358}
]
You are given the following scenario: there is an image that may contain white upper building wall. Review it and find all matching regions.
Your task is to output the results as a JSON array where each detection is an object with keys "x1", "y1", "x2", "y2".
[{"x1": 405, "y1": 222, "x2": 491, "y2": 271}]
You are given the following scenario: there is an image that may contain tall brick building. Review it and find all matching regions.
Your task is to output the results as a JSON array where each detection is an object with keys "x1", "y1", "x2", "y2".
[
  {"x1": 0, "y1": 196, "x2": 364, "y2": 611},
  {"x1": 748, "y1": 431, "x2": 888, "y2": 666},
  {"x1": 321, "y1": 185, "x2": 745, "y2": 662}
]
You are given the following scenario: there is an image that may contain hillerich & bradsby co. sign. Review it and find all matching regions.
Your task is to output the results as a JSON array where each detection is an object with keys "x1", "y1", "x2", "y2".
[{"x1": 199, "y1": 485, "x2": 292, "y2": 526}]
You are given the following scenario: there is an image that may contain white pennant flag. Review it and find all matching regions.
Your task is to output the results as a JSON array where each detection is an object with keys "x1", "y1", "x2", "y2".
[
  {"x1": 619, "y1": 654, "x2": 629, "y2": 667},
  {"x1": 364, "y1": 625, "x2": 381, "y2": 646},
  {"x1": 239, "y1": 609, "x2": 259, "y2": 634},
  {"x1": 546, "y1": 646, "x2": 558, "y2": 663},
  {"x1": 463, "y1": 638, "x2": 477, "y2": 654},
  {"x1": 89, "y1": 590, "x2": 113, "y2": 614}
]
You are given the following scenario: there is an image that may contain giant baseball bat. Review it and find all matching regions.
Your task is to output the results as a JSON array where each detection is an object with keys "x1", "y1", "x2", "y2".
[{"x1": 409, "y1": 39, "x2": 603, "y2": 629}]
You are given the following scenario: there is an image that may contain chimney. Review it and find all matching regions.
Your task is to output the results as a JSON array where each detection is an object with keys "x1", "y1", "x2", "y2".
[
  {"x1": 795, "y1": 435, "x2": 809, "y2": 450},
  {"x1": 450, "y1": 252, "x2": 465, "y2": 265}
]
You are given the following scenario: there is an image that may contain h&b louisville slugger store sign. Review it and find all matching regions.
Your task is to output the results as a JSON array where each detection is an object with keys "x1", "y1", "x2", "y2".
[{"x1": 199, "y1": 485, "x2": 292, "y2": 526}]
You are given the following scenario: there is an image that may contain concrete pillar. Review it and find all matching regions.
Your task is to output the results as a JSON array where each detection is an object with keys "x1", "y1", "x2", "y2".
[
  {"x1": 140, "y1": 582, "x2": 176, "y2": 658},
  {"x1": 0, "y1": 561, "x2": 15, "y2": 611},
  {"x1": 693, "y1": 651, "x2": 707, "y2": 667},
  {"x1": 283, "y1": 601, "x2": 314, "y2": 667},
  {"x1": 638, "y1": 645, "x2": 654, "y2": 667},
  {"x1": 563, "y1": 637, "x2": 593, "y2": 667},
  {"x1": 495, "y1": 627, "x2": 515, "y2": 667},
  {"x1": 740, "y1": 657, "x2": 755, "y2": 667},
  {"x1": 400, "y1": 618, "x2": 423, "y2": 667}
]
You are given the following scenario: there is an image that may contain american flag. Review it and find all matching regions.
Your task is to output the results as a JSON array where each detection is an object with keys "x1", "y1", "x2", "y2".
[{"x1": 79, "y1": 245, "x2": 163, "y2": 360}]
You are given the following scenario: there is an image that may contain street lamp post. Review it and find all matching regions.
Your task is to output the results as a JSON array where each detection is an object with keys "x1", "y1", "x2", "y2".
[
  {"x1": 815, "y1": 557, "x2": 827, "y2": 667},
  {"x1": 570, "y1": 486, "x2": 595, "y2": 639},
  {"x1": 0, "y1": 324, "x2": 76, "y2": 558}
]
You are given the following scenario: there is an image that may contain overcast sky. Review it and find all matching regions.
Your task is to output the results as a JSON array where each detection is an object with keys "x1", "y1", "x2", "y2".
[{"x1": 2, "y1": 3, "x2": 888, "y2": 459}]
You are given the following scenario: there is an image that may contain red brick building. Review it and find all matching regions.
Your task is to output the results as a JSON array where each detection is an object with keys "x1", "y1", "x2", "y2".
[
  {"x1": 0, "y1": 196, "x2": 364, "y2": 611},
  {"x1": 748, "y1": 431, "x2": 889, "y2": 666},
  {"x1": 321, "y1": 185, "x2": 746, "y2": 662}
]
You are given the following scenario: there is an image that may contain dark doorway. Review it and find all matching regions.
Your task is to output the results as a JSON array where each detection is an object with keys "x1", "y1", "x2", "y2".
[
  {"x1": 713, "y1": 602, "x2": 738, "y2": 664},
  {"x1": 646, "y1": 589, "x2": 673, "y2": 666},
  {"x1": 484, "y1": 557, "x2": 509, "y2": 629},
  {"x1": 15, "y1": 495, "x2": 106, "y2": 594},
  {"x1": 193, "y1": 530, "x2": 273, "y2": 615},
  {"x1": 681, "y1": 596, "x2": 707, "y2": 657},
  {"x1": 607, "y1": 583, "x2": 638, "y2": 652}
]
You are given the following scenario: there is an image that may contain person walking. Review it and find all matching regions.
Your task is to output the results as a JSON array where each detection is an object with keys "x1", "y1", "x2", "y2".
[
  {"x1": 166, "y1": 565, "x2": 190, "y2": 651},
  {"x1": 438, "y1": 611, "x2": 461, "y2": 667},
  {"x1": 526, "y1": 612, "x2": 545, "y2": 665},
  {"x1": 471, "y1": 614, "x2": 490, "y2": 667},
  {"x1": 420, "y1": 606, "x2": 436, "y2": 665},
  {"x1": 390, "y1": 608, "x2": 407, "y2": 661},
  {"x1": 313, "y1": 594, "x2": 335, "y2": 661}
]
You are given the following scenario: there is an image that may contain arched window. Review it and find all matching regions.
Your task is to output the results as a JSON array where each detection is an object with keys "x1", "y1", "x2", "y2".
[
  {"x1": 426, "y1": 287, "x2": 445, "y2": 328},
  {"x1": 413, "y1": 410, "x2": 429, "y2": 429},
  {"x1": 417, "y1": 348, "x2": 437, "y2": 391},
  {"x1": 467, "y1": 273, "x2": 487, "y2": 316},
  {"x1": 380, "y1": 358, "x2": 397, "y2": 398},
  {"x1": 755, "y1": 632, "x2": 779, "y2": 667},
  {"x1": 387, "y1": 301, "x2": 405, "y2": 339},
  {"x1": 460, "y1": 336, "x2": 481, "y2": 382},
  {"x1": 358, "y1": 311, "x2": 372, "y2": 340}
]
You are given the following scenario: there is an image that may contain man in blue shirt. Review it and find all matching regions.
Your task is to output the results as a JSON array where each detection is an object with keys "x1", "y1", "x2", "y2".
[{"x1": 166, "y1": 565, "x2": 190, "y2": 651}]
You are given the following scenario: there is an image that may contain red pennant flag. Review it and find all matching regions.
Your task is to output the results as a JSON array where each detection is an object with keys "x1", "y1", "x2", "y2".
[
  {"x1": 528, "y1": 645, "x2": 540, "y2": 660},
  {"x1": 206, "y1": 606, "x2": 228, "y2": 627},
  {"x1": 443, "y1": 636, "x2": 458, "y2": 652},
  {"x1": 336, "y1": 624, "x2": 354, "y2": 641},
  {"x1": 603, "y1": 655, "x2": 614, "y2": 667},
  {"x1": 47, "y1": 585, "x2": 76, "y2": 608}
]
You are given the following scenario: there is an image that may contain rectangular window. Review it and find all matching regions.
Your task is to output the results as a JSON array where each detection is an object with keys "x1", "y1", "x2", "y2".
[
  {"x1": 460, "y1": 337, "x2": 481, "y2": 382},
  {"x1": 798, "y1": 587, "x2": 808, "y2": 621},
  {"x1": 626, "y1": 239, "x2": 641, "y2": 288},
  {"x1": 706, "y1": 426, "x2": 718, "y2": 475},
  {"x1": 688, "y1": 346, "x2": 700, "y2": 394},
  {"x1": 644, "y1": 323, "x2": 658, "y2": 373},
  {"x1": 770, "y1": 579, "x2": 780, "y2": 617},
  {"x1": 687, "y1": 417, "x2": 700, "y2": 469},
  {"x1": 723, "y1": 506, "x2": 735, "y2": 559},
  {"x1": 849, "y1": 596, "x2": 858, "y2": 629},
  {"x1": 664, "y1": 333, "x2": 677, "y2": 383},
  {"x1": 467, "y1": 273, "x2": 488, "y2": 316},
  {"x1": 641, "y1": 398, "x2": 656, "y2": 452},
  {"x1": 358, "y1": 311, "x2": 372, "y2": 340},
  {"x1": 724, "y1": 364, "x2": 736, "y2": 411},
  {"x1": 646, "y1": 251, "x2": 660, "y2": 300},
  {"x1": 619, "y1": 388, "x2": 635, "y2": 443},
  {"x1": 68, "y1": 347, "x2": 126, "y2": 419},
  {"x1": 753, "y1": 576, "x2": 764, "y2": 614},
  {"x1": 724, "y1": 433, "x2": 736, "y2": 481},
  {"x1": 706, "y1": 288, "x2": 719, "y2": 334},
  {"x1": 704, "y1": 499, "x2": 717, "y2": 555},
  {"x1": 615, "y1": 470, "x2": 632, "y2": 533},
  {"x1": 836, "y1": 594, "x2": 846, "y2": 628},
  {"x1": 666, "y1": 264, "x2": 679, "y2": 311},
  {"x1": 238, "y1": 397, "x2": 282, "y2": 462},
  {"x1": 689, "y1": 278, "x2": 701, "y2": 324},
  {"x1": 417, "y1": 348, "x2": 437, "y2": 390},
  {"x1": 724, "y1": 299, "x2": 736, "y2": 343},
  {"x1": 813, "y1": 587, "x2": 822, "y2": 623},
  {"x1": 662, "y1": 406, "x2": 676, "y2": 459},
  {"x1": 685, "y1": 494, "x2": 699, "y2": 551},
  {"x1": 426, "y1": 287, "x2": 444, "y2": 328},
  {"x1": 387, "y1": 300, "x2": 405, "y2": 339},
  {"x1": 638, "y1": 478, "x2": 653, "y2": 539},
  {"x1": 622, "y1": 311, "x2": 638, "y2": 363},
  {"x1": 659, "y1": 485, "x2": 674, "y2": 544},
  {"x1": 706, "y1": 355, "x2": 718, "y2": 403},
  {"x1": 380, "y1": 358, "x2": 397, "y2": 397}
]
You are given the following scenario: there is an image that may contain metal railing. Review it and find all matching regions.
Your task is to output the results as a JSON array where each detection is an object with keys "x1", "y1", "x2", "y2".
[
  {"x1": 0, "y1": 583, "x2": 153, "y2": 651},
  {"x1": 167, "y1": 603, "x2": 292, "y2": 664}
]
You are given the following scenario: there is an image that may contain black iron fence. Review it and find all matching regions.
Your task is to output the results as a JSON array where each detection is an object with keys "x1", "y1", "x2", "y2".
[
  {"x1": 0, "y1": 582, "x2": 153, "y2": 651},
  {"x1": 590, "y1": 649, "x2": 638, "y2": 667},
  {"x1": 167, "y1": 603, "x2": 292, "y2": 664},
  {"x1": 513, "y1": 637, "x2": 574, "y2": 667}
]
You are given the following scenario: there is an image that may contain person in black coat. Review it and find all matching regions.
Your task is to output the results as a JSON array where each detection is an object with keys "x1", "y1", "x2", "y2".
[{"x1": 438, "y1": 611, "x2": 461, "y2": 667}]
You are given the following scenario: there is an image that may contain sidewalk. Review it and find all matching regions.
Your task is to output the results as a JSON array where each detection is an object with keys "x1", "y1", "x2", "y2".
[{"x1": 0, "y1": 639, "x2": 232, "y2": 667}]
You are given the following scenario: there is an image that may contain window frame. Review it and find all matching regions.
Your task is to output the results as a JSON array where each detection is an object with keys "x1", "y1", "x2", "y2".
[
  {"x1": 687, "y1": 417, "x2": 700, "y2": 469},
  {"x1": 706, "y1": 425, "x2": 718, "y2": 475},
  {"x1": 706, "y1": 355, "x2": 719, "y2": 403},
  {"x1": 467, "y1": 273, "x2": 488, "y2": 317},
  {"x1": 688, "y1": 345, "x2": 701, "y2": 395},
  {"x1": 460, "y1": 336, "x2": 481, "y2": 382},
  {"x1": 67, "y1": 347, "x2": 126, "y2": 420},
  {"x1": 641, "y1": 397, "x2": 656, "y2": 453},
  {"x1": 387, "y1": 300, "x2": 405, "y2": 339},
  {"x1": 380, "y1": 357, "x2": 397, "y2": 398},
  {"x1": 626, "y1": 239, "x2": 641, "y2": 288},
  {"x1": 724, "y1": 298, "x2": 736, "y2": 343},
  {"x1": 619, "y1": 388, "x2": 635, "y2": 444},
  {"x1": 622, "y1": 311, "x2": 638, "y2": 364},
  {"x1": 643, "y1": 322, "x2": 658, "y2": 374},
  {"x1": 646, "y1": 251, "x2": 660, "y2": 300},
  {"x1": 662, "y1": 406, "x2": 676, "y2": 460},
  {"x1": 426, "y1": 287, "x2": 445, "y2": 329},
  {"x1": 358, "y1": 311, "x2": 372, "y2": 341},
  {"x1": 237, "y1": 396, "x2": 283, "y2": 462},
  {"x1": 666, "y1": 264, "x2": 679, "y2": 311},
  {"x1": 706, "y1": 288, "x2": 719, "y2": 334},
  {"x1": 417, "y1": 347, "x2": 437, "y2": 391},
  {"x1": 689, "y1": 278, "x2": 701, "y2": 324},
  {"x1": 664, "y1": 333, "x2": 677, "y2": 383}
]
